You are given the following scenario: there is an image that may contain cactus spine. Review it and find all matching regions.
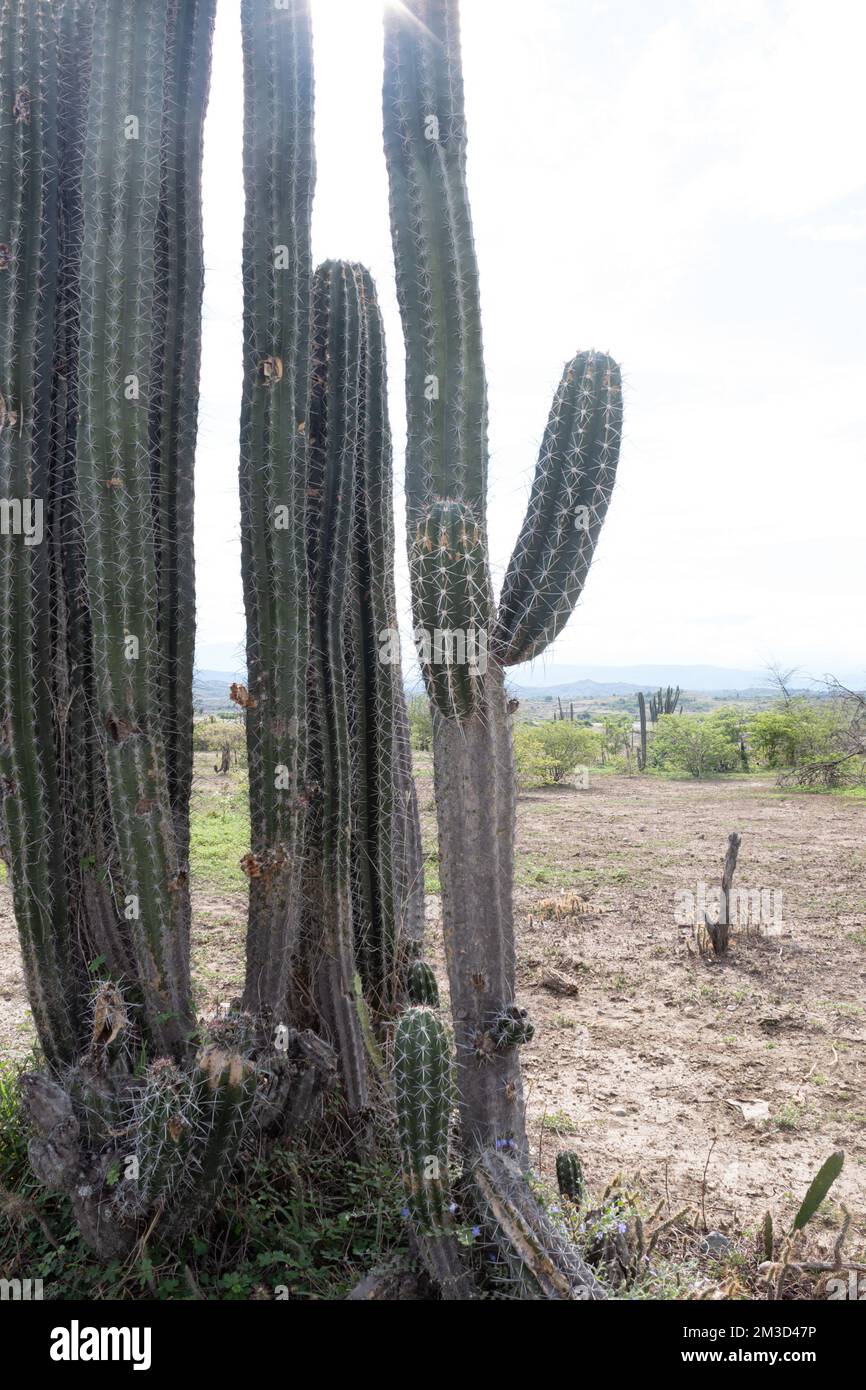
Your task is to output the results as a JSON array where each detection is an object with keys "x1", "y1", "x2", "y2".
[
  {"x1": 384, "y1": 0, "x2": 622, "y2": 1166},
  {"x1": 239, "y1": 0, "x2": 315, "y2": 1019}
]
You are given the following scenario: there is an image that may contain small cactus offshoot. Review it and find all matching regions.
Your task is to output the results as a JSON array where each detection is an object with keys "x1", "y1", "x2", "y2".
[
  {"x1": 393, "y1": 1006, "x2": 453, "y2": 1234},
  {"x1": 407, "y1": 960, "x2": 440, "y2": 1008},
  {"x1": 556, "y1": 1150, "x2": 585, "y2": 1205}
]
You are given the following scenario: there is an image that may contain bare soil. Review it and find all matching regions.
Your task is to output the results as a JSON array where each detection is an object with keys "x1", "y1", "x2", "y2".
[{"x1": 2, "y1": 765, "x2": 864, "y2": 1254}]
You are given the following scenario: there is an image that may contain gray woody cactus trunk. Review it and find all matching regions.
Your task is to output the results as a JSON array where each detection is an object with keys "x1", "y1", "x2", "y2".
[{"x1": 384, "y1": 0, "x2": 622, "y2": 1163}]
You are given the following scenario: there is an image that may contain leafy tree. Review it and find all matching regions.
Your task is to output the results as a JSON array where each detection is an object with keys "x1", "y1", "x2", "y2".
[{"x1": 650, "y1": 713, "x2": 737, "y2": 778}]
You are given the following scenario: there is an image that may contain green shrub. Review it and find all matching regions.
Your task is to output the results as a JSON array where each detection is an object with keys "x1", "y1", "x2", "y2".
[
  {"x1": 650, "y1": 713, "x2": 738, "y2": 778},
  {"x1": 513, "y1": 724, "x2": 599, "y2": 788},
  {"x1": 192, "y1": 716, "x2": 247, "y2": 760},
  {"x1": 749, "y1": 701, "x2": 843, "y2": 770},
  {"x1": 407, "y1": 696, "x2": 433, "y2": 752}
]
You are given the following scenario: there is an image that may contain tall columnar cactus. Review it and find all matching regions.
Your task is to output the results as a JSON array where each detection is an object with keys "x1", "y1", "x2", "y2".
[
  {"x1": 637, "y1": 691, "x2": 647, "y2": 771},
  {"x1": 152, "y1": 0, "x2": 216, "y2": 909},
  {"x1": 239, "y1": 0, "x2": 315, "y2": 1020},
  {"x1": 649, "y1": 685, "x2": 681, "y2": 722},
  {"x1": 306, "y1": 260, "x2": 424, "y2": 1104},
  {"x1": 0, "y1": 0, "x2": 274, "y2": 1257},
  {"x1": 74, "y1": 0, "x2": 195, "y2": 1055},
  {"x1": 0, "y1": 0, "x2": 78, "y2": 1066},
  {"x1": 384, "y1": 0, "x2": 623, "y2": 1166}
]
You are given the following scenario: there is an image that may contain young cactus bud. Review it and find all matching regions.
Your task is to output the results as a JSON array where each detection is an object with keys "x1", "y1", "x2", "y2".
[
  {"x1": 407, "y1": 960, "x2": 440, "y2": 1008},
  {"x1": 393, "y1": 1006, "x2": 453, "y2": 1234},
  {"x1": 556, "y1": 1150, "x2": 585, "y2": 1205}
]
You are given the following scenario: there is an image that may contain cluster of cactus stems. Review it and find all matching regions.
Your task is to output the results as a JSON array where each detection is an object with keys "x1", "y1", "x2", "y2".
[
  {"x1": 0, "y1": 0, "x2": 218, "y2": 1069},
  {"x1": 383, "y1": 0, "x2": 622, "y2": 1175},
  {"x1": 238, "y1": 0, "x2": 423, "y2": 1106},
  {"x1": 3, "y1": 0, "x2": 620, "y2": 1295},
  {"x1": 649, "y1": 685, "x2": 681, "y2": 722}
]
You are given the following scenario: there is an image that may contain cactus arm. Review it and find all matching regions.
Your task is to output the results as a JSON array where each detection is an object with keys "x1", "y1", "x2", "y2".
[
  {"x1": 493, "y1": 353, "x2": 622, "y2": 667},
  {"x1": 555, "y1": 1150, "x2": 585, "y2": 1204},
  {"x1": 75, "y1": 0, "x2": 192, "y2": 1054},
  {"x1": 239, "y1": 0, "x2": 314, "y2": 1017},
  {"x1": 0, "y1": 0, "x2": 80, "y2": 1065}
]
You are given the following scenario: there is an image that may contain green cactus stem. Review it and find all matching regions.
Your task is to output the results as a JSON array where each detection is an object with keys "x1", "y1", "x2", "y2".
[
  {"x1": 409, "y1": 497, "x2": 489, "y2": 719},
  {"x1": 151, "y1": 0, "x2": 216, "y2": 934},
  {"x1": 239, "y1": 0, "x2": 315, "y2": 1020},
  {"x1": 307, "y1": 260, "x2": 424, "y2": 1103},
  {"x1": 556, "y1": 1150, "x2": 585, "y2": 1205},
  {"x1": 393, "y1": 1006, "x2": 452, "y2": 1232},
  {"x1": 493, "y1": 352, "x2": 622, "y2": 668},
  {"x1": 407, "y1": 959, "x2": 439, "y2": 1008},
  {"x1": 0, "y1": 0, "x2": 78, "y2": 1066},
  {"x1": 74, "y1": 0, "x2": 194, "y2": 1055}
]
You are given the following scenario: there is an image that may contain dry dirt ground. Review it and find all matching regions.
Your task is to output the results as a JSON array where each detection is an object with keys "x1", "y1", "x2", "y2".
[{"x1": 2, "y1": 763, "x2": 864, "y2": 1256}]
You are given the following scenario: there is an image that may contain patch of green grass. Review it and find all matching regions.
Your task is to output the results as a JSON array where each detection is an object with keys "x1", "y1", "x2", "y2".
[
  {"x1": 773, "y1": 1100, "x2": 805, "y2": 1132},
  {"x1": 190, "y1": 786, "x2": 250, "y2": 893},
  {"x1": 541, "y1": 1109, "x2": 579, "y2": 1136},
  {"x1": 423, "y1": 850, "x2": 441, "y2": 895}
]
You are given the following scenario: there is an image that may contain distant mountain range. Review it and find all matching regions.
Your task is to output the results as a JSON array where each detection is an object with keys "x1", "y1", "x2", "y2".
[
  {"x1": 504, "y1": 663, "x2": 860, "y2": 695},
  {"x1": 194, "y1": 656, "x2": 861, "y2": 711}
]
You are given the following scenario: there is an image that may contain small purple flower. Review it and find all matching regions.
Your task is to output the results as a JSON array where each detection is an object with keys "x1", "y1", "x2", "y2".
[
  {"x1": 401, "y1": 1206, "x2": 410, "y2": 1219},
  {"x1": 448, "y1": 1202, "x2": 458, "y2": 1213},
  {"x1": 617, "y1": 1221, "x2": 627, "y2": 1234},
  {"x1": 471, "y1": 1225, "x2": 481, "y2": 1238}
]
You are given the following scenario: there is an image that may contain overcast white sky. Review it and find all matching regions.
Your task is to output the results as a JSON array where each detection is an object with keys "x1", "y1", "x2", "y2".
[{"x1": 195, "y1": 0, "x2": 866, "y2": 680}]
